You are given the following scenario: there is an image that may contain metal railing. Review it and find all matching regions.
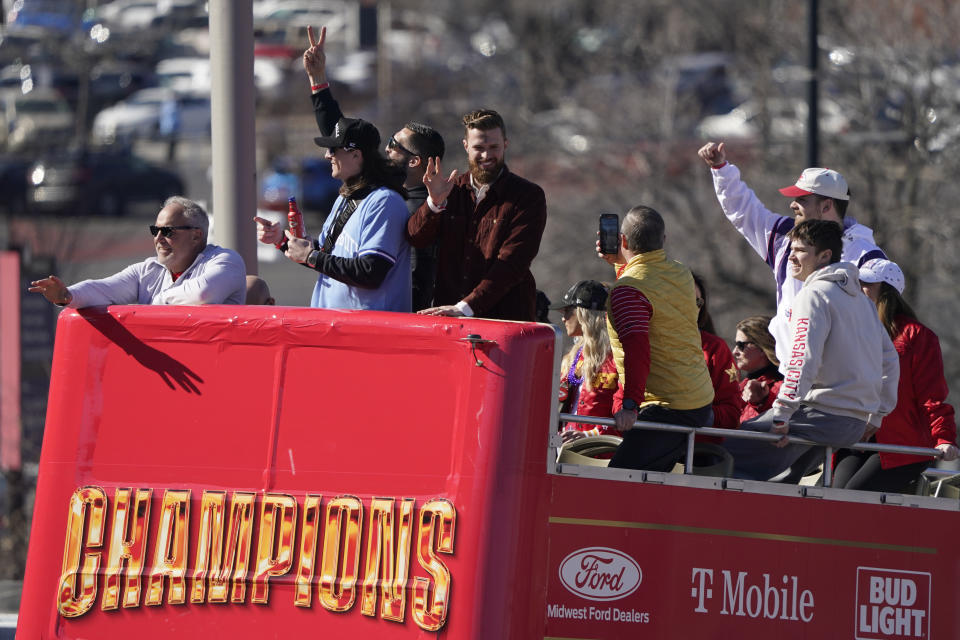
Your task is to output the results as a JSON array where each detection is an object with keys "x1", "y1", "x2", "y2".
[{"x1": 558, "y1": 413, "x2": 948, "y2": 488}]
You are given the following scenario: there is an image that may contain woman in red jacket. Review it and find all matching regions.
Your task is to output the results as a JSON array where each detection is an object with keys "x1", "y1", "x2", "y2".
[
  {"x1": 555, "y1": 280, "x2": 619, "y2": 439},
  {"x1": 733, "y1": 315, "x2": 784, "y2": 423},
  {"x1": 833, "y1": 259, "x2": 958, "y2": 492},
  {"x1": 693, "y1": 274, "x2": 743, "y2": 441}
]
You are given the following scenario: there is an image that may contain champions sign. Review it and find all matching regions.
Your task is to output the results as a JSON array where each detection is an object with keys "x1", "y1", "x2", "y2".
[{"x1": 57, "y1": 487, "x2": 456, "y2": 631}]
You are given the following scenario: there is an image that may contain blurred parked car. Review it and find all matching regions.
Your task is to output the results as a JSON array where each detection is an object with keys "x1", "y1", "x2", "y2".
[
  {"x1": 88, "y1": 60, "x2": 153, "y2": 113},
  {"x1": 695, "y1": 97, "x2": 849, "y2": 141},
  {"x1": 155, "y1": 55, "x2": 287, "y2": 100},
  {"x1": 253, "y1": 0, "x2": 350, "y2": 32},
  {"x1": 26, "y1": 148, "x2": 185, "y2": 217},
  {"x1": 155, "y1": 56, "x2": 210, "y2": 94},
  {"x1": 91, "y1": 87, "x2": 210, "y2": 144},
  {"x1": 0, "y1": 87, "x2": 74, "y2": 151},
  {"x1": 0, "y1": 62, "x2": 79, "y2": 106},
  {"x1": 6, "y1": 0, "x2": 84, "y2": 34}
]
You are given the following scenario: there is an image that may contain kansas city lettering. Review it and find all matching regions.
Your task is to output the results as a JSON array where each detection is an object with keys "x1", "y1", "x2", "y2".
[
  {"x1": 57, "y1": 487, "x2": 456, "y2": 631},
  {"x1": 781, "y1": 317, "x2": 810, "y2": 400}
]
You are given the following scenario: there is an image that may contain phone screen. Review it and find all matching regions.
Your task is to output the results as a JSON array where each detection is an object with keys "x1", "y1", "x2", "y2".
[{"x1": 599, "y1": 214, "x2": 620, "y2": 254}]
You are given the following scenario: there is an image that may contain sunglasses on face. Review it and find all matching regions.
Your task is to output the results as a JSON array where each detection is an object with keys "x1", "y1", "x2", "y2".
[
  {"x1": 387, "y1": 135, "x2": 415, "y2": 156},
  {"x1": 734, "y1": 340, "x2": 754, "y2": 351},
  {"x1": 150, "y1": 225, "x2": 198, "y2": 238}
]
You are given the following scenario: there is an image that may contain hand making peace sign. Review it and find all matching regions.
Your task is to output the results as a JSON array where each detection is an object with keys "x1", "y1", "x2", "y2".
[{"x1": 302, "y1": 25, "x2": 327, "y2": 85}]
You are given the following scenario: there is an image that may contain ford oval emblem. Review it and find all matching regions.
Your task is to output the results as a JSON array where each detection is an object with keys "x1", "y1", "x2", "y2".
[{"x1": 558, "y1": 547, "x2": 642, "y2": 601}]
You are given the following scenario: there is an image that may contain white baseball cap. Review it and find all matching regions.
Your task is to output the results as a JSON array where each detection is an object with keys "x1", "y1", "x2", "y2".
[
  {"x1": 858, "y1": 258, "x2": 905, "y2": 294},
  {"x1": 779, "y1": 168, "x2": 850, "y2": 201}
]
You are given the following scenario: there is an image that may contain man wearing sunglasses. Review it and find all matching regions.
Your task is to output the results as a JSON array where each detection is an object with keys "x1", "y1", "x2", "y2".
[
  {"x1": 385, "y1": 125, "x2": 445, "y2": 311},
  {"x1": 29, "y1": 196, "x2": 246, "y2": 307}
]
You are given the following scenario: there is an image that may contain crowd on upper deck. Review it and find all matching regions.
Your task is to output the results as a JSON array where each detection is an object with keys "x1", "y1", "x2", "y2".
[{"x1": 28, "y1": 25, "x2": 957, "y2": 493}]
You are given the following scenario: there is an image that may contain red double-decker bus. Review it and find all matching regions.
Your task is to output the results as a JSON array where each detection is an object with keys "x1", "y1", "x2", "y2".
[{"x1": 17, "y1": 305, "x2": 960, "y2": 638}]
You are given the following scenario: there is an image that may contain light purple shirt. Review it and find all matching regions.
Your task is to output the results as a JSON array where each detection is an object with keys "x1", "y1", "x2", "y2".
[{"x1": 67, "y1": 244, "x2": 246, "y2": 308}]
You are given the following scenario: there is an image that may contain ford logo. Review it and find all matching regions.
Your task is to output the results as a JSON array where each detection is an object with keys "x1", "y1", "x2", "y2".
[{"x1": 558, "y1": 547, "x2": 642, "y2": 601}]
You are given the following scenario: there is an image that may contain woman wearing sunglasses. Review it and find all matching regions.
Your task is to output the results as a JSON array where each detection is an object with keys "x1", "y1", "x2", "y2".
[
  {"x1": 554, "y1": 280, "x2": 619, "y2": 441},
  {"x1": 832, "y1": 259, "x2": 958, "y2": 492},
  {"x1": 733, "y1": 315, "x2": 784, "y2": 424}
]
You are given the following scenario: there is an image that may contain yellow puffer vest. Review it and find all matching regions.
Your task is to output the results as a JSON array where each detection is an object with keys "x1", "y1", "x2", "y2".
[{"x1": 606, "y1": 250, "x2": 714, "y2": 410}]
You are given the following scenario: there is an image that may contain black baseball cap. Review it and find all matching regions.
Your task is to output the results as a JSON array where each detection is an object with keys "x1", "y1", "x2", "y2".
[
  {"x1": 550, "y1": 280, "x2": 608, "y2": 311},
  {"x1": 314, "y1": 117, "x2": 381, "y2": 152}
]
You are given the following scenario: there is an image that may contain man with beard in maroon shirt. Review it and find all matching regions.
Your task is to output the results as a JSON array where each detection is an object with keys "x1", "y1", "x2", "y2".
[{"x1": 406, "y1": 109, "x2": 547, "y2": 321}]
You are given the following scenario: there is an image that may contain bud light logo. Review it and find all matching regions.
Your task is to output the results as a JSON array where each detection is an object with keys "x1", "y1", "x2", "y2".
[
  {"x1": 558, "y1": 547, "x2": 642, "y2": 601},
  {"x1": 855, "y1": 567, "x2": 930, "y2": 640}
]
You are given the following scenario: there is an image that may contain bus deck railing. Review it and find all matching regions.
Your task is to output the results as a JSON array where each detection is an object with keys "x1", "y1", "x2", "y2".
[{"x1": 558, "y1": 413, "x2": 949, "y2": 488}]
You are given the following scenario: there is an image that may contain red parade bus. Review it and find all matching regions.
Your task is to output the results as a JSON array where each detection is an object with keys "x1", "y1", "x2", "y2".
[{"x1": 16, "y1": 305, "x2": 960, "y2": 638}]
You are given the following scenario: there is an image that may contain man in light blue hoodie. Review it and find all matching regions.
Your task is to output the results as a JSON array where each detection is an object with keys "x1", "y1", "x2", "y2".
[{"x1": 724, "y1": 220, "x2": 899, "y2": 481}]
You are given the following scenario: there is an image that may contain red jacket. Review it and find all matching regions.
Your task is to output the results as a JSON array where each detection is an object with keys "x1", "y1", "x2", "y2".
[
  {"x1": 559, "y1": 352, "x2": 619, "y2": 435},
  {"x1": 698, "y1": 330, "x2": 743, "y2": 443},
  {"x1": 877, "y1": 316, "x2": 957, "y2": 468},
  {"x1": 739, "y1": 364, "x2": 784, "y2": 423}
]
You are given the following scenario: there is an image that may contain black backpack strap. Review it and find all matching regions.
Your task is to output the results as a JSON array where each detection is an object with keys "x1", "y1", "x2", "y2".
[{"x1": 320, "y1": 197, "x2": 360, "y2": 254}]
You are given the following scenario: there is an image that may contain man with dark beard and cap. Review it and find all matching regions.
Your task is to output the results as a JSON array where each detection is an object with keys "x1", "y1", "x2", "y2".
[{"x1": 406, "y1": 109, "x2": 547, "y2": 321}]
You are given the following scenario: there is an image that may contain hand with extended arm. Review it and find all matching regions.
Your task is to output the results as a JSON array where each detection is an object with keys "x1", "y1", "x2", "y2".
[
  {"x1": 28, "y1": 275, "x2": 72, "y2": 305},
  {"x1": 303, "y1": 25, "x2": 328, "y2": 86},
  {"x1": 254, "y1": 216, "x2": 284, "y2": 245},
  {"x1": 422, "y1": 157, "x2": 458, "y2": 207},
  {"x1": 698, "y1": 141, "x2": 727, "y2": 168}
]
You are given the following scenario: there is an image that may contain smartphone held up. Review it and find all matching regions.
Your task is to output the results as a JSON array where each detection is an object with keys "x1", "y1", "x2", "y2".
[{"x1": 599, "y1": 213, "x2": 620, "y2": 255}]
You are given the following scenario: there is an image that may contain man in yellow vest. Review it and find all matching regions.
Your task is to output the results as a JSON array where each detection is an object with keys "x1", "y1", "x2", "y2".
[{"x1": 599, "y1": 205, "x2": 715, "y2": 470}]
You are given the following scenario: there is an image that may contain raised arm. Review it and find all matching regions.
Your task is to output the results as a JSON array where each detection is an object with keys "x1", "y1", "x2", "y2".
[
  {"x1": 304, "y1": 25, "x2": 343, "y2": 136},
  {"x1": 698, "y1": 141, "x2": 789, "y2": 266},
  {"x1": 406, "y1": 157, "x2": 459, "y2": 248}
]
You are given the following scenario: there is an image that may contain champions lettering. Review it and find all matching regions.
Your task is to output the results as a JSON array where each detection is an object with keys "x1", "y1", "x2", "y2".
[{"x1": 56, "y1": 487, "x2": 456, "y2": 631}]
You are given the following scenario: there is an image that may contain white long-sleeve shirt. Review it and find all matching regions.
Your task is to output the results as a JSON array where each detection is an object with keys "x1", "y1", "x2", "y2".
[
  {"x1": 67, "y1": 244, "x2": 246, "y2": 307},
  {"x1": 710, "y1": 162, "x2": 886, "y2": 370}
]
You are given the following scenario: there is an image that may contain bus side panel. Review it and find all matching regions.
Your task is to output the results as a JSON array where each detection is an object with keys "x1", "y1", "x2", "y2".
[
  {"x1": 545, "y1": 474, "x2": 960, "y2": 638},
  {"x1": 18, "y1": 307, "x2": 557, "y2": 639}
]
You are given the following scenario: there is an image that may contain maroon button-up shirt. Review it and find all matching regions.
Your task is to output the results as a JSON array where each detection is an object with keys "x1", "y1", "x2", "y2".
[{"x1": 406, "y1": 167, "x2": 547, "y2": 321}]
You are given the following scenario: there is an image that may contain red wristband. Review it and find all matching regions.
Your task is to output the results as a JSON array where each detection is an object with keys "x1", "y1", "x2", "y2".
[
  {"x1": 311, "y1": 82, "x2": 329, "y2": 92},
  {"x1": 711, "y1": 162, "x2": 727, "y2": 169}
]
